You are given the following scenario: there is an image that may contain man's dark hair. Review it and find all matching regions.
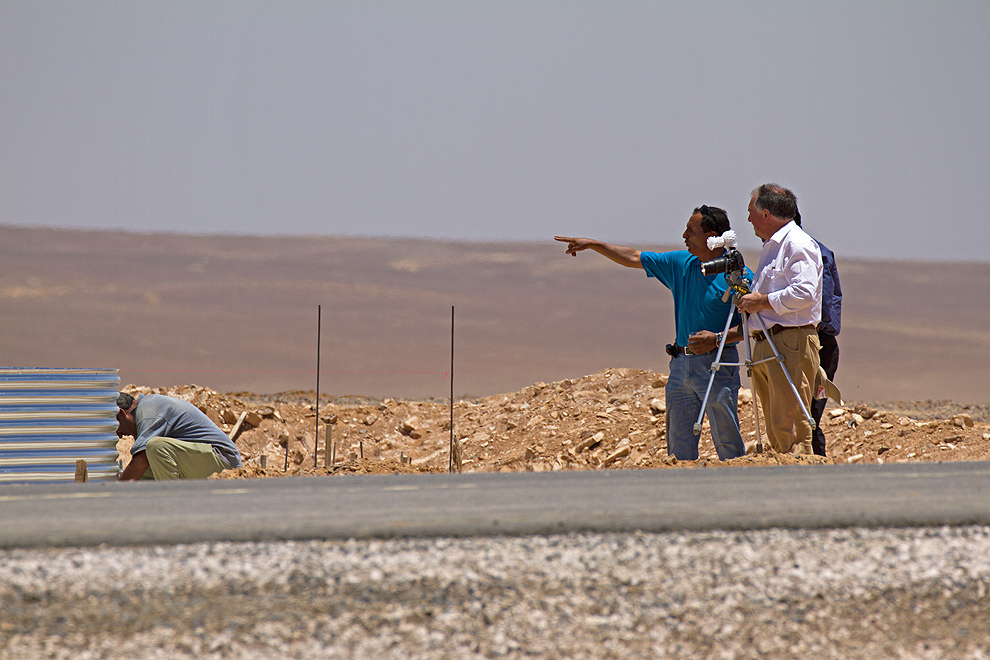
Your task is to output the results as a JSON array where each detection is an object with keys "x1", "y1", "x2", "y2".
[
  {"x1": 116, "y1": 392, "x2": 135, "y2": 410},
  {"x1": 793, "y1": 209, "x2": 802, "y2": 227},
  {"x1": 752, "y1": 184, "x2": 798, "y2": 220},
  {"x1": 695, "y1": 205, "x2": 731, "y2": 235}
]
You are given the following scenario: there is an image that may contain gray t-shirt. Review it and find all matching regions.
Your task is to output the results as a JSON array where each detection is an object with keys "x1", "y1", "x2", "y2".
[{"x1": 130, "y1": 394, "x2": 242, "y2": 468}]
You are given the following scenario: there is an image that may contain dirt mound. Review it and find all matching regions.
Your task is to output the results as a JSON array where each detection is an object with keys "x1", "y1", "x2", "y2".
[{"x1": 116, "y1": 368, "x2": 990, "y2": 479}]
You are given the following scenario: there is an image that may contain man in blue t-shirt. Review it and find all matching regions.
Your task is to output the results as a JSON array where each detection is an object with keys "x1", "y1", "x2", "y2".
[
  {"x1": 116, "y1": 392, "x2": 243, "y2": 480},
  {"x1": 555, "y1": 205, "x2": 752, "y2": 460}
]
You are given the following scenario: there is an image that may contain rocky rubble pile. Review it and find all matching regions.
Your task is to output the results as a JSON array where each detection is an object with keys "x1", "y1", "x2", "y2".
[{"x1": 117, "y1": 369, "x2": 990, "y2": 478}]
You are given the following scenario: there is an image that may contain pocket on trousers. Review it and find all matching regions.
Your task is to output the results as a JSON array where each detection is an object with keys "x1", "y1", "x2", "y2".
[{"x1": 778, "y1": 329, "x2": 801, "y2": 352}]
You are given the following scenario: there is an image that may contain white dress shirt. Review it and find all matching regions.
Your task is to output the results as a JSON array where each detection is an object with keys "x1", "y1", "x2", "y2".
[{"x1": 751, "y1": 221, "x2": 823, "y2": 328}]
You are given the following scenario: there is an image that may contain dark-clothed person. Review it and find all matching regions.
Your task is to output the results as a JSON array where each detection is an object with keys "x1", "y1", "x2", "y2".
[{"x1": 794, "y1": 211, "x2": 843, "y2": 456}]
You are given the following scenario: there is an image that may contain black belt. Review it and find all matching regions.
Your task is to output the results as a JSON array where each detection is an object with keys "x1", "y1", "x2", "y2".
[
  {"x1": 752, "y1": 323, "x2": 815, "y2": 342},
  {"x1": 665, "y1": 343, "x2": 718, "y2": 357}
]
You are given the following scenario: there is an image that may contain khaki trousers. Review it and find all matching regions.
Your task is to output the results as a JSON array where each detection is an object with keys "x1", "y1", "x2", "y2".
[
  {"x1": 141, "y1": 437, "x2": 229, "y2": 480},
  {"x1": 751, "y1": 326, "x2": 820, "y2": 454}
]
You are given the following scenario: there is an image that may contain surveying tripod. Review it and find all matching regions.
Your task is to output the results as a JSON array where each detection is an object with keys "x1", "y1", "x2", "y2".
[{"x1": 692, "y1": 270, "x2": 816, "y2": 453}]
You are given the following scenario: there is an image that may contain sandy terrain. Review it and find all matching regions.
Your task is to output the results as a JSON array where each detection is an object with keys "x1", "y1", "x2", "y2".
[{"x1": 113, "y1": 368, "x2": 990, "y2": 479}]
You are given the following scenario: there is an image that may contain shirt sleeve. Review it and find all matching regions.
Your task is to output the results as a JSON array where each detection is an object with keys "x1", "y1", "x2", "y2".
[
  {"x1": 639, "y1": 251, "x2": 678, "y2": 290},
  {"x1": 826, "y1": 256, "x2": 842, "y2": 335},
  {"x1": 766, "y1": 243, "x2": 821, "y2": 316}
]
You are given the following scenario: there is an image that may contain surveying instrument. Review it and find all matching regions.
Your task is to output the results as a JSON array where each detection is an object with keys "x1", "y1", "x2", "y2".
[{"x1": 691, "y1": 231, "x2": 816, "y2": 453}]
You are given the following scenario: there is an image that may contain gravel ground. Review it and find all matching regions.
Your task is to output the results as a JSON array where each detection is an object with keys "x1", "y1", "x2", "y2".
[{"x1": 3, "y1": 527, "x2": 990, "y2": 659}]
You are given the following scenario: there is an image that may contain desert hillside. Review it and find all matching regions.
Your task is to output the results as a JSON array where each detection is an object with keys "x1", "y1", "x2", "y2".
[{"x1": 2, "y1": 225, "x2": 989, "y2": 407}]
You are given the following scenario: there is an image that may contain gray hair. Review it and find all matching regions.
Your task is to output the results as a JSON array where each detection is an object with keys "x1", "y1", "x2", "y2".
[
  {"x1": 751, "y1": 183, "x2": 798, "y2": 220},
  {"x1": 116, "y1": 392, "x2": 136, "y2": 410}
]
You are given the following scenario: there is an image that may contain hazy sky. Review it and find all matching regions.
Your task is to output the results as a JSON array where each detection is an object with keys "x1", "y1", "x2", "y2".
[{"x1": 2, "y1": 2, "x2": 988, "y2": 261}]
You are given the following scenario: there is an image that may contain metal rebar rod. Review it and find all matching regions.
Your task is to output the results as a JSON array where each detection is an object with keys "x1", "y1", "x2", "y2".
[
  {"x1": 315, "y1": 304, "x2": 321, "y2": 468},
  {"x1": 449, "y1": 305, "x2": 455, "y2": 473}
]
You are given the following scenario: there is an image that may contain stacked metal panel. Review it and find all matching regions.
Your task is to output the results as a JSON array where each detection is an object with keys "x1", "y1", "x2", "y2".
[{"x1": 0, "y1": 368, "x2": 121, "y2": 482}]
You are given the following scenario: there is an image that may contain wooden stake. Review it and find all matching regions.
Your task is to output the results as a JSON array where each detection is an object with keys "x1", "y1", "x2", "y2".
[
  {"x1": 228, "y1": 411, "x2": 248, "y2": 440},
  {"x1": 74, "y1": 459, "x2": 88, "y2": 483},
  {"x1": 448, "y1": 305, "x2": 461, "y2": 473}
]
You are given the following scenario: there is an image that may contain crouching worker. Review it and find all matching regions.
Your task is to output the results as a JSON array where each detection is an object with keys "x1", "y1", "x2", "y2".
[{"x1": 116, "y1": 392, "x2": 243, "y2": 480}]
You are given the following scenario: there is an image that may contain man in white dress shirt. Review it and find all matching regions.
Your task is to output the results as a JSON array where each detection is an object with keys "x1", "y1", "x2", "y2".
[{"x1": 736, "y1": 183, "x2": 823, "y2": 454}]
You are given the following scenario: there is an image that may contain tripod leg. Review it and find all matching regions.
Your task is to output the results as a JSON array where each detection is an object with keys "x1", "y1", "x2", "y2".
[
  {"x1": 692, "y1": 306, "x2": 738, "y2": 435},
  {"x1": 740, "y1": 312, "x2": 764, "y2": 454}
]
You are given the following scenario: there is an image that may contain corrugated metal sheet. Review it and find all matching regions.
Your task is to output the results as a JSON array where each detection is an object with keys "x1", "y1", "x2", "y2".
[{"x1": 0, "y1": 368, "x2": 120, "y2": 482}]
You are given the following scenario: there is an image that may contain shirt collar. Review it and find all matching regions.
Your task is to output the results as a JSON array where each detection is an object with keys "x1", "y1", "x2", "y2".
[{"x1": 766, "y1": 219, "x2": 797, "y2": 247}]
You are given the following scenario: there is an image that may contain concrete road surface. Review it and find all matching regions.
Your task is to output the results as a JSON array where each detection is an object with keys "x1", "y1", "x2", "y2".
[{"x1": 2, "y1": 461, "x2": 990, "y2": 548}]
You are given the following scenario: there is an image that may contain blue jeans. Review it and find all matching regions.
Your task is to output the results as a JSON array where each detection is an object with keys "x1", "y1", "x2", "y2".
[{"x1": 665, "y1": 345, "x2": 746, "y2": 461}]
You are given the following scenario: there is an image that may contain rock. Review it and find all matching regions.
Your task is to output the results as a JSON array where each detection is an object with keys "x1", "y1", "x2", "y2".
[
  {"x1": 828, "y1": 408, "x2": 847, "y2": 418},
  {"x1": 525, "y1": 415, "x2": 543, "y2": 429},
  {"x1": 245, "y1": 411, "x2": 263, "y2": 427},
  {"x1": 468, "y1": 431, "x2": 490, "y2": 446},
  {"x1": 847, "y1": 454, "x2": 864, "y2": 464},
  {"x1": 575, "y1": 432, "x2": 605, "y2": 453},
  {"x1": 851, "y1": 413, "x2": 865, "y2": 425},
  {"x1": 853, "y1": 405, "x2": 877, "y2": 419},
  {"x1": 737, "y1": 388, "x2": 753, "y2": 405},
  {"x1": 287, "y1": 434, "x2": 310, "y2": 465},
  {"x1": 953, "y1": 414, "x2": 974, "y2": 428},
  {"x1": 648, "y1": 398, "x2": 666, "y2": 415},
  {"x1": 400, "y1": 416, "x2": 423, "y2": 438},
  {"x1": 220, "y1": 409, "x2": 239, "y2": 424},
  {"x1": 652, "y1": 375, "x2": 668, "y2": 388},
  {"x1": 364, "y1": 414, "x2": 379, "y2": 426},
  {"x1": 602, "y1": 445, "x2": 631, "y2": 466}
]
